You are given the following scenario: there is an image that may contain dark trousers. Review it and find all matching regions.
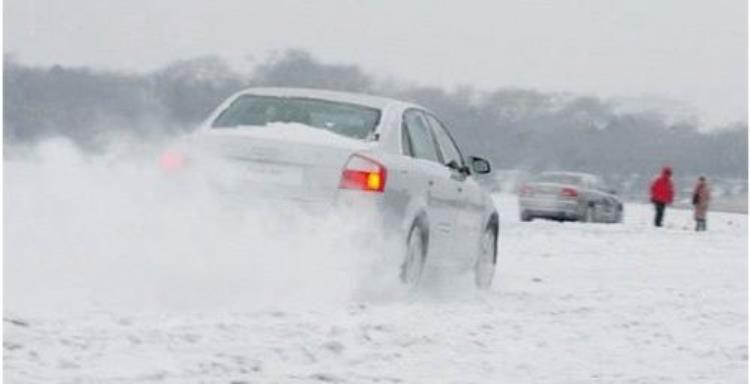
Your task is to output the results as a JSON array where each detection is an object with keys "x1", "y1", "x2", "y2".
[
  {"x1": 654, "y1": 202, "x2": 666, "y2": 227},
  {"x1": 695, "y1": 219, "x2": 707, "y2": 231}
]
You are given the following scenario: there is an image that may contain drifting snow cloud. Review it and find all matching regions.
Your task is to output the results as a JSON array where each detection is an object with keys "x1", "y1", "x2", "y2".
[{"x1": 4, "y1": 138, "x2": 407, "y2": 315}]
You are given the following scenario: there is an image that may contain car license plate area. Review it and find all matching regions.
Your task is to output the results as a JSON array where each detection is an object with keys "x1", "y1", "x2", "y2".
[
  {"x1": 244, "y1": 163, "x2": 303, "y2": 186},
  {"x1": 532, "y1": 193, "x2": 560, "y2": 208},
  {"x1": 536, "y1": 192, "x2": 558, "y2": 200}
]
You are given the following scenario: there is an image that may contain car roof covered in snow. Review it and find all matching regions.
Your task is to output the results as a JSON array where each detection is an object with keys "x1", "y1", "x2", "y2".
[{"x1": 235, "y1": 87, "x2": 412, "y2": 110}]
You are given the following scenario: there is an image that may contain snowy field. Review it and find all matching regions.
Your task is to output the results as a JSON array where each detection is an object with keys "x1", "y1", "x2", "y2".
[{"x1": 4, "y1": 145, "x2": 748, "y2": 383}]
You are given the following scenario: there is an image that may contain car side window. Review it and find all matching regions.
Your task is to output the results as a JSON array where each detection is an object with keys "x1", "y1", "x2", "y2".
[
  {"x1": 424, "y1": 113, "x2": 464, "y2": 168},
  {"x1": 401, "y1": 122, "x2": 414, "y2": 157},
  {"x1": 402, "y1": 110, "x2": 441, "y2": 163}
]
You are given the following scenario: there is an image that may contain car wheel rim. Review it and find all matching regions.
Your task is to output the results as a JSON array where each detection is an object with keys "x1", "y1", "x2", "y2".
[
  {"x1": 475, "y1": 230, "x2": 496, "y2": 289},
  {"x1": 402, "y1": 230, "x2": 424, "y2": 285}
]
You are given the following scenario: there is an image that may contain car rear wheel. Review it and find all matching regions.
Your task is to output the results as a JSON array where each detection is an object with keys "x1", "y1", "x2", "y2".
[
  {"x1": 401, "y1": 224, "x2": 427, "y2": 286},
  {"x1": 474, "y1": 227, "x2": 497, "y2": 289},
  {"x1": 583, "y1": 205, "x2": 595, "y2": 223},
  {"x1": 520, "y1": 210, "x2": 532, "y2": 222}
]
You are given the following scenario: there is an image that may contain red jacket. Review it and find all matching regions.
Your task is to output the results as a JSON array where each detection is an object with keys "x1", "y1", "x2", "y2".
[{"x1": 650, "y1": 167, "x2": 674, "y2": 204}]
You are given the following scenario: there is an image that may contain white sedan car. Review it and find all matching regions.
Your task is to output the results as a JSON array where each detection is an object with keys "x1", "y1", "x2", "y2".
[{"x1": 161, "y1": 87, "x2": 500, "y2": 288}]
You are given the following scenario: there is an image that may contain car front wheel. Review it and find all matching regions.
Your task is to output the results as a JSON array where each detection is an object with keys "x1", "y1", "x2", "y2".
[
  {"x1": 474, "y1": 227, "x2": 497, "y2": 289},
  {"x1": 614, "y1": 205, "x2": 624, "y2": 223}
]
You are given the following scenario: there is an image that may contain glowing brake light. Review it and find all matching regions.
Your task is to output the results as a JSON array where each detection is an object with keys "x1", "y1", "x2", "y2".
[
  {"x1": 560, "y1": 187, "x2": 578, "y2": 198},
  {"x1": 159, "y1": 150, "x2": 186, "y2": 171},
  {"x1": 339, "y1": 154, "x2": 387, "y2": 192}
]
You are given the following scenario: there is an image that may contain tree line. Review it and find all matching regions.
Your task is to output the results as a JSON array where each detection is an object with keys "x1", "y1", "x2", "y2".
[{"x1": 5, "y1": 50, "x2": 747, "y2": 194}]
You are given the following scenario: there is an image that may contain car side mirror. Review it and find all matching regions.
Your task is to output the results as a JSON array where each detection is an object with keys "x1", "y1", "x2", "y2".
[{"x1": 468, "y1": 156, "x2": 491, "y2": 175}]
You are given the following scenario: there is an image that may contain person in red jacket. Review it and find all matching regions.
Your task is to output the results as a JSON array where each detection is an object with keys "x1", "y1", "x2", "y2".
[{"x1": 649, "y1": 166, "x2": 675, "y2": 227}]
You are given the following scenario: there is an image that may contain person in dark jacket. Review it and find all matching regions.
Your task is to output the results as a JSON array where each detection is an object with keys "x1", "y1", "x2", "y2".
[
  {"x1": 649, "y1": 166, "x2": 674, "y2": 227},
  {"x1": 692, "y1": 176, "x2": 710, "y2": 231}
]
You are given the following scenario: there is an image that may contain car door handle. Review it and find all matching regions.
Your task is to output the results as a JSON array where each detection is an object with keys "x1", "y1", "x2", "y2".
[
  {"x1": 428, "y1": 180, "x2": 434, "y2": 186},
  {"x1": 457, "y1": 187, "x2": 463, "y2": 193}
]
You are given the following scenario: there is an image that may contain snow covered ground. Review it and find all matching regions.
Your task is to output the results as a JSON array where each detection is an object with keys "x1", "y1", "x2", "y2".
[{"x1": 4, "y1": 146, "x2": 748, "y2": 383}]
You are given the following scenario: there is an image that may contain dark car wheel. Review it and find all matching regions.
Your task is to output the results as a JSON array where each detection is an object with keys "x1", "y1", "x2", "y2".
[
  {"x1": 475, "y1": 226, "x2": 497, "y2": 289},
  {"x1": 614, "y1": 205, "x2": 624, "y2": 223},
  {"x1": 401, "y1": 223, "x2": 427, "y2": 286},
  {"x1": 520, "y1": 210, "x2": 532, "y2": 222},
  {"x1": 582, "y1": 204, "x2": 595, "y2": 223}
]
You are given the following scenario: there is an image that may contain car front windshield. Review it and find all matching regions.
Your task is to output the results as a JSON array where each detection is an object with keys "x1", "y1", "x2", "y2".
[
  {"x1": 211, "y1": 95, "x2": 381, "y2": 140},
  {"x1": 535, "y1": 173, "x2": 584, "y2": 186}
]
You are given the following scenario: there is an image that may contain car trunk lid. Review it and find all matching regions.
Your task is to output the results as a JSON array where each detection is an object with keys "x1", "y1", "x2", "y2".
[
  {"x1": 192, "y1": 124, "x2": 373, "y2": 203},
  {"x1": 525, "y1": 182, "x2": 578, "y2": 198}
]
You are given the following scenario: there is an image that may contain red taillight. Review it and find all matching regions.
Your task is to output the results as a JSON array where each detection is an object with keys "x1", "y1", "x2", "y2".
[
  {"x1": 561, "y1": 187, "x2": 578, "y2": 198},
  {"x1": 339, "y1": 154, "x2": 387, "y2": 192},
  {"x1": 520, "y1": 185, "x2": 533, "y2": 196},
  {"x1": 159, "y1": 150, "x2": 186, "y2": 171}
]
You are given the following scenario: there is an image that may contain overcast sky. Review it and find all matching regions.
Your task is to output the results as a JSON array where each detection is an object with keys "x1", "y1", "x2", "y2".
[{"x1": 4, "y1": 0, "x2": 747, "y2": 128}]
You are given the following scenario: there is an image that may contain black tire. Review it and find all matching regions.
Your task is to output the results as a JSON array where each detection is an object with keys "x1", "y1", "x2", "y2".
[
  {"x1": 520, "y1": 211, "x2": 532, "y2": 222},
  {"x1": 474, "y1": 226, "x2": 498, "y2": 289},
  {"x1": 401, "y1": 223, "x2": 427, "y2": 286},
  {"x1": 582, "y1": 204, "x2": 595, "y2": 223},
  {"x1": 614, "y1": 205, "x2": 624, "y2": 223}
]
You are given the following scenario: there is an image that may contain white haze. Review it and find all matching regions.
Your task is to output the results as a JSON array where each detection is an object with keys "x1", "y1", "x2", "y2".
[
  {"x1": 5, "y1": 0, "x2": 747, "y2": 128},
  {"x1": 4, "y1": 138, "x2": 429, "y2": 316}
]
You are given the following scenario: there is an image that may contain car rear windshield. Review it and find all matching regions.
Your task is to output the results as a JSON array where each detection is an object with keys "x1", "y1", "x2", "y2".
[
  {"x1": 535, "y1": 174, "x2": 584, "y2": 185},
  {"x1": 211, "y1": 95, "x2": 381, "y2": 140}
]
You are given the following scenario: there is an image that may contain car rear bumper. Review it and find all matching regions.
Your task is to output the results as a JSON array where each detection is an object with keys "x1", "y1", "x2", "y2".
[
  {"x1": 519, "y1": 197, "x2": 581, "y2": 220},
  {"x1": 218, "y1": 187, "x2": 401, "y2": 236}
]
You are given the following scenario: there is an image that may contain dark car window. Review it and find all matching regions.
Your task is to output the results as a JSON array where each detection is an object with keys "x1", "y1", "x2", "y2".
[
  {"x1": 403, "y1": 110, "x2": 441, "y2": 163},
  {"x1": 424, "y1": 113, "x2": 464, "y2": 168},
  {"x1": 401, "y1": 123, "x2": 414, "y2": 157},
  {"x1": 211, "y1": 95, "x2": 381, "y2": 140}
]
